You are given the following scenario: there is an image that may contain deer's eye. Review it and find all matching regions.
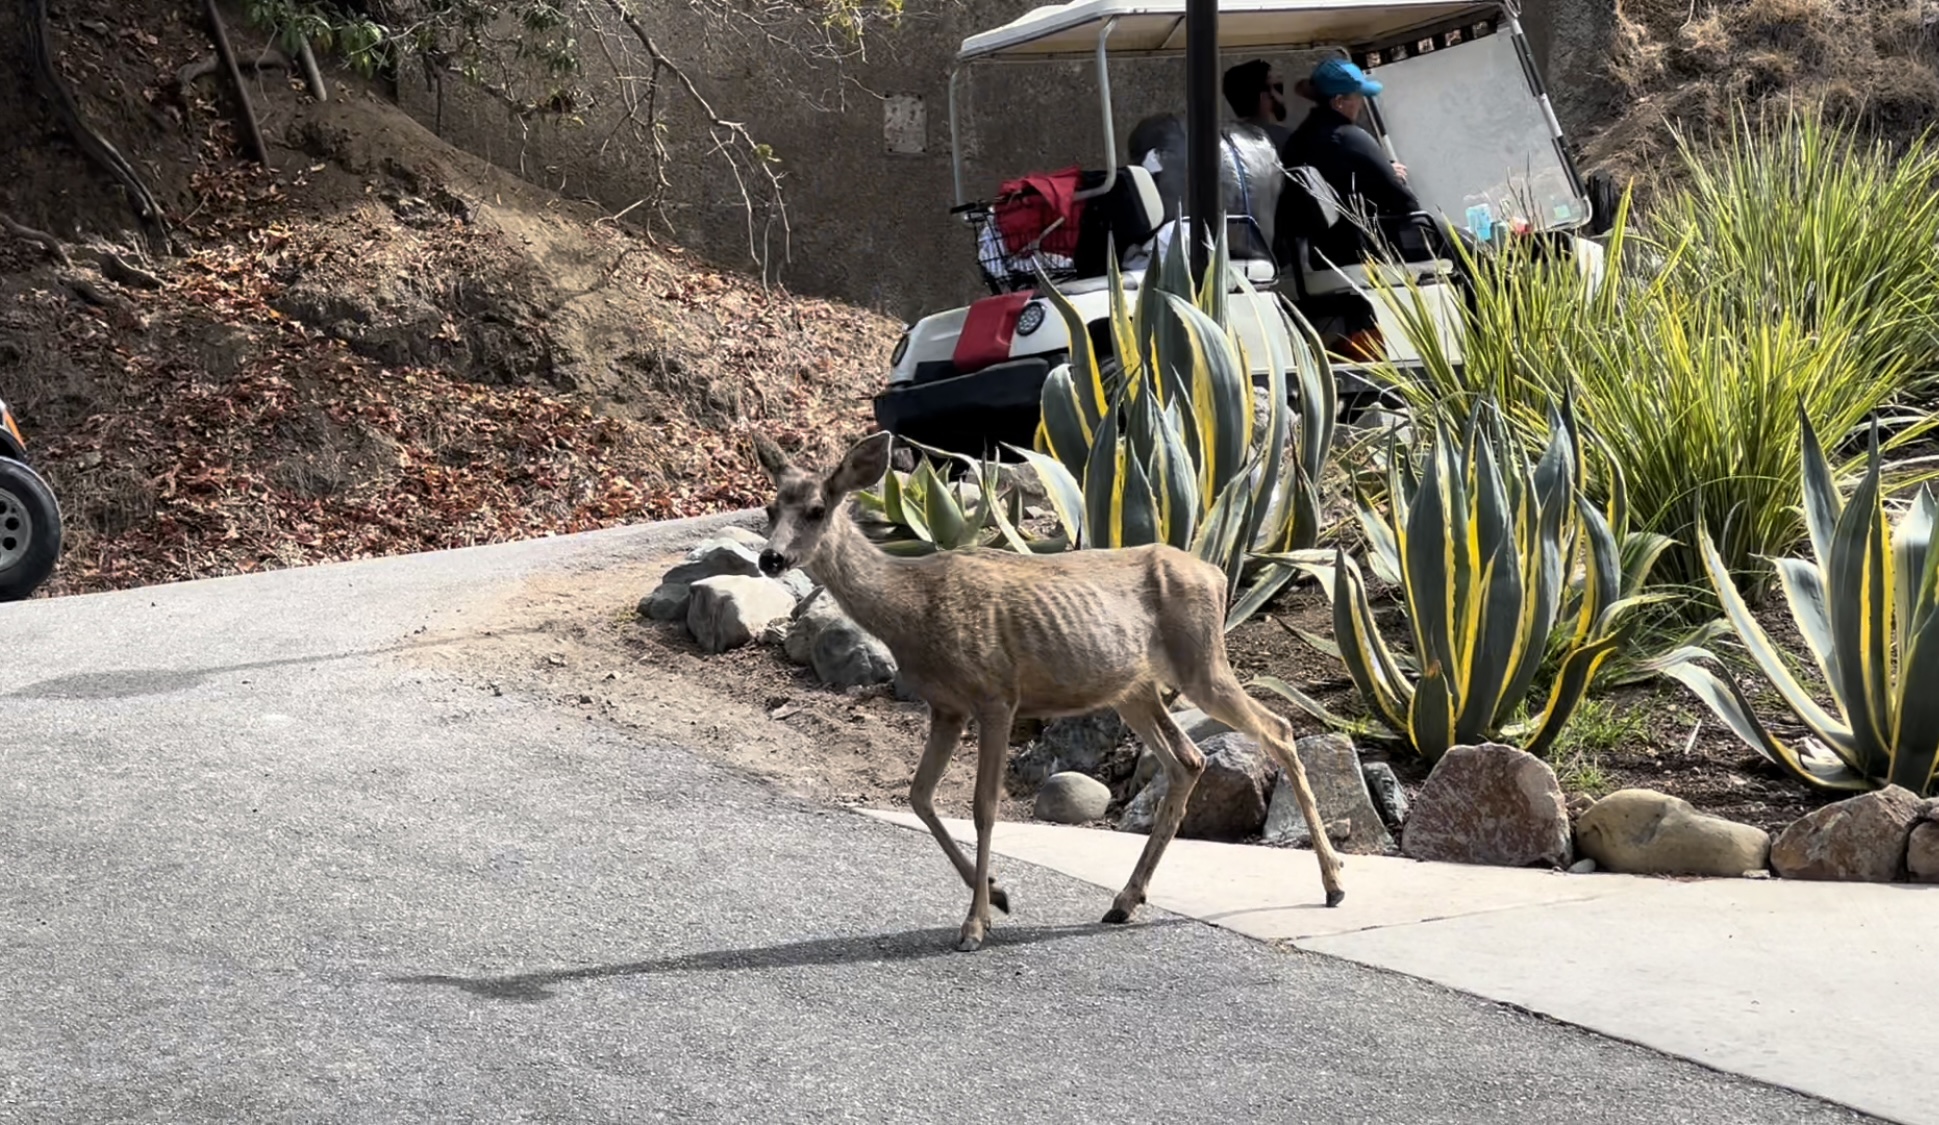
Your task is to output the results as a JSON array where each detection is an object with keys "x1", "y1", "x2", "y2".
[{"x1": 804, "y1": 505, "x2": 826, "y2": 522}]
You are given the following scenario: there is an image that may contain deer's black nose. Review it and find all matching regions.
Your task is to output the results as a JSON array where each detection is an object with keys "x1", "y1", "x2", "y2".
[{"x1": 759, "y1": 549, "x2": 788, "y2": 576}]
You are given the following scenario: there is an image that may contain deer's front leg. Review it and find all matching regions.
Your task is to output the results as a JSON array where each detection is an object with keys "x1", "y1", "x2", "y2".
[{"x1": 957, "y1": 704, "x2": 1015, "y2": 952}]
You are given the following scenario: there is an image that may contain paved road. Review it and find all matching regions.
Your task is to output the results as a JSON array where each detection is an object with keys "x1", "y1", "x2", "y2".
[{"x1": 0, "y1": 517, "x2": 1880, "y2": 1123}]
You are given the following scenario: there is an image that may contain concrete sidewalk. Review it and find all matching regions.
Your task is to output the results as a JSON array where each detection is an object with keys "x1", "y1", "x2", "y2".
[{"x1": 866, "y1": 811, "x2": 1937, "y2": 1125}]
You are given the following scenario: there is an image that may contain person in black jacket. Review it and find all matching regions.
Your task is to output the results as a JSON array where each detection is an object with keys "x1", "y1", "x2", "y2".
[{"x1": 1278, "y1": 57, "x2": 1423, "y2": 272}]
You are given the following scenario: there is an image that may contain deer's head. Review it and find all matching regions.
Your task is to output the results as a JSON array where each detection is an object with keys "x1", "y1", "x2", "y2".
[{"x1": 752, "y1": 431, "x2": 892, "y2": 577}]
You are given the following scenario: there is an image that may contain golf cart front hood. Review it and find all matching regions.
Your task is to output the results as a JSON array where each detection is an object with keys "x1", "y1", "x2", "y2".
[{"x1": 960, "y1": 0, "x2": 1496, "y2": 61}]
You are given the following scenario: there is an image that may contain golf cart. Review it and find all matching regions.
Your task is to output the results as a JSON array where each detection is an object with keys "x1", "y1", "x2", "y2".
[
  {"x1": 872, "y1": 0, "x2": 1605, "y2": 458},
  {"x1": 0, "y1": 397, "x2": 62, "y2": 601}
]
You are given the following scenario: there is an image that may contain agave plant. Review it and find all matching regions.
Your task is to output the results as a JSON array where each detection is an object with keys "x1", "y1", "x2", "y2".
[
  {"x1": 1257, "y1": 395, "x2": 1650, "y2": 763},
  {"x1": 1010, "y1": 224, "x2": 1339, "y2": 630},
  {"x1": 1656, "y1": 409, "x2": 1939, "y2": 797},
  {"x1": 853, "y1": 446, "x2": 1059, "y2": 557}
]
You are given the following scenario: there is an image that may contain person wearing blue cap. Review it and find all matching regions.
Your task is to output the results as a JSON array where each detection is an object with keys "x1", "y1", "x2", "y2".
[{"x1": 1280, "y1": 56, "x2": 1421, "y2": 267}]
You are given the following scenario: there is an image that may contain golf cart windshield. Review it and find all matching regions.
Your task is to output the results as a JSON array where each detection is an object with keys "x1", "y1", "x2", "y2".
[{"x1": 950, "y1": 0, "x2": 1587, "y2": 235}]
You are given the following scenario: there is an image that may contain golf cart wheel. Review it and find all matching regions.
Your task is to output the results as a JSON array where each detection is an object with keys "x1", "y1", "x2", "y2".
[{"x1": 0, "y1": 457, "x2": 62, "y2": 601}]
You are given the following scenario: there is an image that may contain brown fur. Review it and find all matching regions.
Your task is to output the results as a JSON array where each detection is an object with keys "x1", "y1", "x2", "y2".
[{"x1": 755, "y1": 431, "x2": 1345, "y2": 951}]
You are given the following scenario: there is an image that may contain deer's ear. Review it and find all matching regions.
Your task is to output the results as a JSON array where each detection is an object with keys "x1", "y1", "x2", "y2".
[
  {"x1": 826, "y1": 432, "x2": 893, "y2": 495},
  {"x1": 752, "y1": 433, "x2": 790, "y2": 481}
]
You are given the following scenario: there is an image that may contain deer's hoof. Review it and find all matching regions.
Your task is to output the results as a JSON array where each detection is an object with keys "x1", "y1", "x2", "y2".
[
  {"x1": 989, "y1": 884, "x2": 1011, "y2": 915},
  {"x1": 1100, "y1": 906, "x2": 1131, "y2": 924},
  {"x1": 955, "y1": 921, "x2": 986, "y2": 952},
  {"x1": 1325, "y1": 888, "x2": 1346, "y2": 908}
]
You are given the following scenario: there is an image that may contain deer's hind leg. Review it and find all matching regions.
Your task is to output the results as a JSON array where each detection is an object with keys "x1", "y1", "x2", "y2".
[
  {"x1": 1103, "y1": 686, "x2": 1206, "y2": 924},
  {"x1": 1184, "y1": 663, "x2": 1346, "y2": 908},
  {"x1": 909, "y1": 705, "x2": 1010, "y2": 915}
]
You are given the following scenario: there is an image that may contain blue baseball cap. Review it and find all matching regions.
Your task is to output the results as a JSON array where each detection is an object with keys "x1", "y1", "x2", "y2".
[{"x1": 1311, "y1": 57, "x2": 1383, "y2": 98}]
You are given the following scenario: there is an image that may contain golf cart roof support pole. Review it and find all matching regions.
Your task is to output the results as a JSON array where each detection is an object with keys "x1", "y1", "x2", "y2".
[
  {"x1": 1074, "y1": 18, "x2": 1123, "y2": 201},
  {"x1": 948, "y1": 65, "x2": 966, "y2": 209},
  {"x1": 1186, "y1": 0, "x2": 1218, "y2": 279},
  {"x1": 1497, "y1": 0, "x2": 1585, "y2": 201}
]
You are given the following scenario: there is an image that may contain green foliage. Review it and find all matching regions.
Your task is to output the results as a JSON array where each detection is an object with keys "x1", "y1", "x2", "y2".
[
  {"x1": 1657, "y1": 409, "x2": 1939, "y2": 797},
  {"x1": 853, "y1": 444, "x2": 1060, "y2": 557},
  {"x1": 1365, "y1": 110, "x2": 1939, "y2": 597},
  {"x1": 1021, "y1": 225, "x2": 1339, "y2": 630},
  {"x1": 1256, "y1": 396, "x2": 1650, "y2": 763}
]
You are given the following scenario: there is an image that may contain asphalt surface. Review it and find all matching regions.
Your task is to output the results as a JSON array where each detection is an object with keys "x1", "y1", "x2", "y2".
[{"x1": 0, "y1": 515, "x2": 1883, "y2": 1123}]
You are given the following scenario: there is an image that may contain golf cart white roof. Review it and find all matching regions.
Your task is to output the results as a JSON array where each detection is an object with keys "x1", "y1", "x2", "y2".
[{"x1": 959, "y1": 0, "x2": 1498, "y2": 62}]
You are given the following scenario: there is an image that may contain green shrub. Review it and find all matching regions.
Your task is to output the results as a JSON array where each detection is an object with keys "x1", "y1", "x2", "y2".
[
  {"x1": 1658, "y1": 409, "x2": 1939, "y2": 797},
  {"x1": 1256, "y1": 396, "x2": 1651, "y2": 763}
]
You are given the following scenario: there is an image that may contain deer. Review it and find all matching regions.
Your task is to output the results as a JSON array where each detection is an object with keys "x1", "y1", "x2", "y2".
[{"x1": 752, "y1": 430, "x2": 1345, "y2": 952}]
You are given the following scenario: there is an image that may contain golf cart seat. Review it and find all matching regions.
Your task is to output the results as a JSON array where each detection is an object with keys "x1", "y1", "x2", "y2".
[
  {"x1": 1274, "y1": 164, "x2": 1454, "y2": 299},
  {"x1": 1054, "y1": 164, "x2": 1167, "y2": 295}
]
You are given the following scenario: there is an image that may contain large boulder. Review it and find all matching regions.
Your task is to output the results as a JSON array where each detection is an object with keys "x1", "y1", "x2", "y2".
[
  {"x1": 1262, "y1": 733, "x2": 1395, "y2": 854},
  {"x1": 687, "y1": 575, "x2": 797, "y2": 655},
  {"x1": 1908, "y1": 802, "x2": 1939, "y2": 884},
  {"x1": 1132, "y1": 708, "x2": 1236, "y2": 792},
  {"x1": 1401, "y1": 743, "x2": 1573, "y2": 869},
  {"x1": 1574, "y1": 788, "x2": 1770, "y2": 877},
  {"x1": 1035, "y1": 772, "x2": 1112, "y2": 824},
  {"x1": 1119, "y1": 732, "x2": 1272, "y2": 841},
  {"x1": 1770, "y1": 785, "x2": 1926, "y2": 882}
]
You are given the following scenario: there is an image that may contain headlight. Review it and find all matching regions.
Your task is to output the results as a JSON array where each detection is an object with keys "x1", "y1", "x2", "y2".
[
  {"x1": 890, "y1": 331, "x2": 910, "y2": 368},
  {"x1": 0, "y1": 401, "x2": 21, "y2": 450}
]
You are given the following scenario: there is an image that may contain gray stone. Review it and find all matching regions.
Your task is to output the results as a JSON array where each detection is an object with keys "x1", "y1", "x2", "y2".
[
  {"x1": 1262, "y1": 733, "x2": 1395, "y2": 854},
  {"x1": 717, "y1": 526, "x2": 771, "y2": 550},
  {"x1": 1038, "y1": 711, "x2": 1130, "y2": 778},
  {"x1": 664, "y1": 542, "x2": 762, "y2": 587},
  {"x1": 776, "y1": 568, "x2": 817, "y2": 602},
  {"x1": 1569, "y1": 857, "x2": 1598, "y2": 874},
  {"x1": 1771, "y1": 785, "x2": 1925, "y2": 882},
  {"x1": 1401, "y1": 743, "x2": 1573, "y2": 869},
  {"x1": 1575, "y1": 788, "x2": 1771, "y2": 878},
  {"x1": 1118, "y1": 732, "x2": 1272, "y2": 842},
  {"x1": 1909, "y1": 803, "x2": 1939, "y2": 885},
  {"x1": 1035, "y1": 772, "x2": 1112, "y2": 824},
  {"x1": 686, "y1": 575, "x2": 797, "y2": 655},
  {"x1": 639, "y1": 581, "x2": 690, "y2": 622},
  {"x1": 1170, "y1": 707, "x2": 1236, "y2": 745},
  {"x1": 810, "y1": 618, "x2": 897, "y2": 689},
  {"x1": 784, "y1": 590, "x2": 845, "y2": 665},
  {"x1": 1361, "y1": 761, "x2": 1410, "y2": 829}
]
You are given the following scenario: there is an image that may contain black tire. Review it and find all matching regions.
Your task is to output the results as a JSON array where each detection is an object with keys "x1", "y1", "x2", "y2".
[{"x1": 0, "y1": 457, "x2": 62, "y2": 601}]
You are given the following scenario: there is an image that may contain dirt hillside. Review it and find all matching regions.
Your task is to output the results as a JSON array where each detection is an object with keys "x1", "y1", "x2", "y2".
[
  {"x1": 1584, "y1": 0, "x2": 1939, "y2": 187},
  {"x1": 1, "y1": 0, "x2": 894, "y2": 598}
]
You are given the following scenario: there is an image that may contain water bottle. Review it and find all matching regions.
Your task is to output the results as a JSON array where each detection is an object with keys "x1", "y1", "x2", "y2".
[{"x1": 1462, "y1": 192, "x2": 1494, "y2": 242}]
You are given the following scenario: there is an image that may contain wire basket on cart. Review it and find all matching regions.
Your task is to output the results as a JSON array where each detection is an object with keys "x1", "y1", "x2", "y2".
[{"x1": 957, "y1": 182, "x2": 1085, "y2": 294}]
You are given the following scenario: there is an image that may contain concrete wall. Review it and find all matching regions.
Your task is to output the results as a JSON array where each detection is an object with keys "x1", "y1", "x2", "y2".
[{"x1": 401, "y1": 0, "x2": 1606, "y2": 325}]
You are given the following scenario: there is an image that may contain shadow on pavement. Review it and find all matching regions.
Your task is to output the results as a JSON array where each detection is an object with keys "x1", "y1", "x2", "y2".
[
  {"x1": 390, "y1": 919, "x2": 1187, "y2": 1003},
  {"x1": 4, "y1": 628, "x2": 547, "y2": 700}
]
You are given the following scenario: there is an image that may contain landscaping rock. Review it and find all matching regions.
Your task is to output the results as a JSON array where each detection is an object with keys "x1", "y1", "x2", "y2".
[
  {"x1": 1035, "y1": 772, "x2": 1112, "y2": 824},
  {"x1": 784, "y1": 590, "x2": 844, "y2": 665},
  {"x1": 1119, "y1": 732, "x2": 1272, "y2": 841},
  {"x1": 1361, "y1": 761, "x2": 1409, "y2": 829},
  {"x1": 775, "y1": 569, "x2": 817, "y2": 602},
  {"x1": 1262, "y1": 733, "x2": 1394, "y2": 854},
  {"x1": 687, "y1": 575, "x2": 797, "y2": 655},
  {"x1": 810, "y1": 615, "x2": 897, "y2": 689},
  {"x1": 1907, "y1": 803, "x2": 1939, "y2": 884},
  {"x1": 1569, "y1": 858, "x2": 1598, "y2": 874},
  {"x1": 1401, "y1": 743, "x2": 1573, "y2": 869},
  {"x1": 717, "y1": 526, "x2": 771, "y2": 550},
  {"x1": 664, "y1": 542, "x2": 762, "y2": 587},
  {"x1": 1038, "y1": 711, "x2": 1131, "y2": 778},
  {"x1": 1575, "y1": 788, "x2": 1771, "y2": 877},
  {"x1": 1771, "y1": 785, "x2": 1926, "y2": 882},
  {"x1": 639, "y1": 581, "x2": 690, "y2": 622}
]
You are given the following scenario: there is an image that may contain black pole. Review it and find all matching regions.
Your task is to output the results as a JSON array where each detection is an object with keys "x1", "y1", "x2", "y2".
[{"x1": 1185, "y1": 0, "x2": 1219, "y2": 281}]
